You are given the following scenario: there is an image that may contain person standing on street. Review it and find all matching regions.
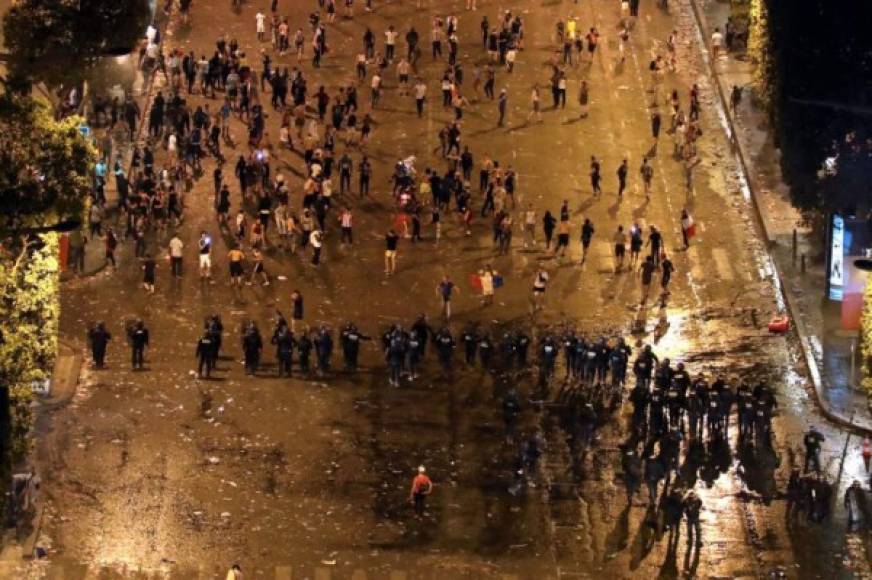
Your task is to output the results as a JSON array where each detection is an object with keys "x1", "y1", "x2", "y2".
[
  {"x1": 680, "y1": 209, "x2": 695, "y2": 248},
  {"x1": 128, "y1": 320, "x2": 149, "y2": 370},
  {"x1": 242, "y1": 322, "x2": 263, "y2": 376},
  {"x1": 616, "y1": 158, "x2": 629, "y2": 197},
  {"x1": 542, "y1": 210, "x2": 556, "y2": 250},
  {"x1": 640, "y1": 157, "x2": 654, "y2": 199},
  {"x1": 385, "y1": 229, "x2": 399, "y2": 275},
  {"x1": 532, "y1": 268, "x2": 549, "y2": 311},
  {"x1": 196, "y1": 332, "x2": 214, "y2": 379},
  {"x1": 198, "y1": 231, "x2": 213, "y2": 280},
  {"x1": 497, "y1": 88, "x2": 508, "y2": 126},
  {"x1": 88, "y1": 322, "x2": 111, "y2": 369},
  {"x1": 169, "y1": 233, "x2": 183, "y2": 278},
  {"x1": 613, "y1": 225, "x2": 627, "y2": 272},
  {"x1": 682, "y1": 490, "x2": 703, "y2": 546},
  {"x1": 437, "y1": 275, "x2": 459, "y2": 320},
  {"x1": 661, "y1": 255, "x2": 675, "y2": 295},
  {"x1": 639, "y1": 255, "x2": 657, "y2": 304},
  {"x1": 803, "y1": 427, "x2": 825, "y2": 472},
  {"x1": 580, "y1": 218, "x2": 594, "y2": 263},
  {"x1": 409, "y1": 465, "x2": 433, "y2": 516},
  {"x1": 590, "y1": 156, "x2": 602, "y2": 196}
]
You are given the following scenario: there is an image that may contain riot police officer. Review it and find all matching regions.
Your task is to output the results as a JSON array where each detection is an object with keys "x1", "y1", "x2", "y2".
[
  {"x1": 242, "y1": 322, "x2": 263, "y2": 375},
  {"x1": 272, "y1": 325, "x2": 296, "y2": 377},
  {"x1": 195, "y1": 332, "x2": 214, "y2": 378},
  {"x1": 462, "y1": 325, "x2": 478, "y2": 365},
  {"x1": 128, "y1": 320, "x2": 149, "y2": 370},
  {"x1": 341, "y1": 323, "x2": 369, "y2": 372},
  {"x1": 315, "y1": 326, "x2": 334, "y2": 375},
  {"x1": 435, "y1": 327, "x2": 455, "y2": 372}
]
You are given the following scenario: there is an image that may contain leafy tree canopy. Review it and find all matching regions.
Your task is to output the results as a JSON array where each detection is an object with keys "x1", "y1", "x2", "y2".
[
  {"x1": 0, "y1": 94, "x2": 95, "y2": 233},
  {"x1": 2, "y1": 0, "x2": 151, "y2": 86}
]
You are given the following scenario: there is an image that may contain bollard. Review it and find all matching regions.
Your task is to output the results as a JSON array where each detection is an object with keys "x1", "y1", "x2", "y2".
[
  {"x1": 801, "y1": 253, "x2": 806, "y2": 274},
  {"x1": 792, "y1": 228, "x2": 797, "y2": 262}
]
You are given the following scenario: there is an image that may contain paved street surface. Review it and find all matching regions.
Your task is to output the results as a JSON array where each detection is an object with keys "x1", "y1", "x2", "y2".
[{"x1": 11, "y1": 0, "x2": 872, "y2": 578}]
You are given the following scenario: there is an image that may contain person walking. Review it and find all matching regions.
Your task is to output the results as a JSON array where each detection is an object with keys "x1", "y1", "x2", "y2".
[
  {"x1": 613, "y1": 225, "x2": 627, "y2": 272},
  {"x1": 580, "y1": 218, "x2": 594, "y2": 263},
  {"x1": 385, "y1": 228, "x2": 399, "y2": 275},
  {"x1": 88, "y1": 322, "x2": 111, "y2": 369},
  {"x1": 480, "y1": 266, "x2": 495, "y2": 306},
  {"x1": 661, "y1": 255, "x2": 675, "y2": 295},
  {"x1": 169, "y1": 233, "x2": 183, "y2": 278},
  {"x1": 128, "y1": 320, "x2": 149, "y2": 370},
  {"x1": 682, "y1": 490, "x2": 703, "y2": 546},
  {"x1": 803, "y1": 427, "x2": 825, "y2": 472},
  {"x1": 142, "y1": 254, "x2": 156, "y2": 294},
  {"x1": 590, "y1": 156, "x2": 602, "y2": 196},
  {"x1": 196, "y1": 332, "x2": 214, "y2": 378},
  {"x1": 532, "y1": 269, "x2": 549, "y2": 311},
  {"x1": 640, "y1": 157, "x2": 654, "y2": 199},
  {"x1": 542, "y1": 210, "x2": 557, "y2": 250},
  {"x1": 225, "y1": 564, "x2": 243, "y2": 580},
  {"x1": 639, "y1": 255, "x2": 657, "y2": 304},
  {"x1": 680, "y1": 209, "x2": 695, "y2": 248},
  {"x1": 339, "y1": 207, "x2": 354, "y2": 245},
  {"x1": 437, "y1": 275, "x2": 459, "y2": 319},
  {"x1": 497, "y1": 88, "x2": 508, "y2": 126},
  {"x1": 228, "y1": 245, "x2": 245, "y2": 286},
  {"x1": 198, "y1": 231, "x2": 213, "y2": 280},
  {"x1": 616, "y1": 158, "x2": 628, "y2": 197},
  {"x1": 291, "y1": 290, "x2": 304, "y2": 332},
  {"x1": 409, "y1": 465, "x2": 433, "y2": 516}
]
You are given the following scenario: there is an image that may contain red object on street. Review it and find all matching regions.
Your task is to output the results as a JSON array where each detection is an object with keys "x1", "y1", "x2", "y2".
[
  {"x1": 58, "y1": 233, "x2": 69, "y2": 273},
  {"x1": 469, "y1": 273, "x2": 482, "y2": 291},
  {"x1": 767, "y1": 315, "x2": 790, "y2": 334}
]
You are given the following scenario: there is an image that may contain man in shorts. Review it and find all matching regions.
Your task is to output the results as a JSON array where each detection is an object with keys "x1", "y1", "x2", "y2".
[
  {"x1": 385, "y1": 229, "x2": 399, "y2": 275},
  {"x1": 198, "y1": 231, "x2": 213, "y2": 279},
  {"x1": 614, "y1": 225, "x2": 627, "y2": 272}
]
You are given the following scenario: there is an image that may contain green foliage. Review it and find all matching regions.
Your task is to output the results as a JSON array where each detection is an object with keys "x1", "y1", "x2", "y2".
[
  {"x1": 862, "y1": 278, "x2": 872, "y2": 399},
  {"x1": 0, "y1": 234, "x2": 60, "y2": 472},
  {"x1": 0, "y1": 95, "x2": 95, "y2": 233},
  {"x1": 2, "y1": 0, "x2": 151, "y2": 86},
  {"x1": 747, "y1": 0, "x2": 775, "y2": 115}
]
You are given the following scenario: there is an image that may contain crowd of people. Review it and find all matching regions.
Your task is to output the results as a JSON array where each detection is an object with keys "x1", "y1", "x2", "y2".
[{"x1": 70, "y1": 0, "x2": 869, "y2": 573}]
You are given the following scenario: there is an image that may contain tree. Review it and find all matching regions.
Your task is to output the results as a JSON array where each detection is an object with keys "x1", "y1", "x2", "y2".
[
  {"x1": 2, "y1": 0, "x2": 152, "y2": 87},
  {"x1": 0, "y1": 94, "x2": 95, "y2": 233},
  {"x1": 0, "y1": 92, "x2": 95, "y2": 501}
]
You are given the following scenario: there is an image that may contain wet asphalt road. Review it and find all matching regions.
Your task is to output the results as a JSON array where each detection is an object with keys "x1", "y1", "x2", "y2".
[{"x1": 16, "y1": 0, "x2": 872, "y2": 578}]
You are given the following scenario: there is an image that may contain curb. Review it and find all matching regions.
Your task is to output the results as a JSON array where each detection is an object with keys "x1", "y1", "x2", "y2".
[
  {"x1": 39, "y1": 340, "x2": 81, "y2": 409},
  {"x1": 686, "y1": 0, "x2": 871, "y2": 435}
]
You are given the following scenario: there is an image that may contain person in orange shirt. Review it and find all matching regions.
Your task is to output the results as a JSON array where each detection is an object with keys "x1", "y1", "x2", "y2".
[{"x1": 409, "y1": 465, "x2": 433, "y2": 515}]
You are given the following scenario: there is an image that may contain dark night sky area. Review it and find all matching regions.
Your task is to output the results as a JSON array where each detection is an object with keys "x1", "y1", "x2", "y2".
[{"x1": 769, "y1": 0, "x2": 872, "y2": 198}]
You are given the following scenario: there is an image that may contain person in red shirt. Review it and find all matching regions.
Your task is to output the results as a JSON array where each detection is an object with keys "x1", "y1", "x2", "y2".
[{"x1": 409, "y1": 465, "x2": 433, "y2": 515}]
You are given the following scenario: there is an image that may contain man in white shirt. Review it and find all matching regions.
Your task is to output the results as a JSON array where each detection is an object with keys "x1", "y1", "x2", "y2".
[
  {"x1": 169, "y1": 234, "x2": 184, "y2": 278},
  {"x1": 198, "y1": 231, "x2": 212, "y2": 279},
  {"x1": 385, "y1": 25, "x2": 398, "y2": 60},
  {"x1": 414, "y1": 79, "x2": 427, "y2": 117},
  {"x1": 711, "y1": 27, "x2": 723, "y2": 59},
  {"x1": 256, "y1": 12, "x2": 266, "y2": 41}
]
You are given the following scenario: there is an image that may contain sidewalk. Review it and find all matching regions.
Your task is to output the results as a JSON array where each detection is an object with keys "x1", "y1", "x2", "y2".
[{"x1": 690, "y1": 0, "x2": 872, "y2": 432}]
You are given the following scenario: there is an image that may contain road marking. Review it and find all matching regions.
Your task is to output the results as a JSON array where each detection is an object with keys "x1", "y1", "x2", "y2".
[
  {"x1": 276, "y1": 565, "x2": 293, "y2": 580},
  {"x1": 686, "y1": 246, "x2": 704, "y2": 282},
  {"x1": 712, "y1": 247, "x2": 735, "y2": 281},
  {"x1": 315, "y1": 567, "x2": 332, "y2": 580}
]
